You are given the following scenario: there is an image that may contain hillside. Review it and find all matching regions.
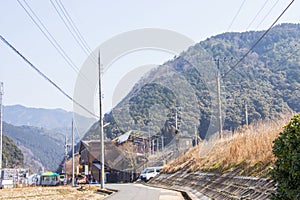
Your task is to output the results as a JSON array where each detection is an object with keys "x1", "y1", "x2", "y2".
[
  {"x1": 2, "y1": 135, "x2": 24, "y2": 168},
  {"x1": 84, "y1": 24, "x2": 300, "y2": 145},
  {"x1": 3, "y1": 122, "x2": 64, "y2": 172},
  {"x1": 163, "y1": 114, "x2": 292, "y2": 177}
]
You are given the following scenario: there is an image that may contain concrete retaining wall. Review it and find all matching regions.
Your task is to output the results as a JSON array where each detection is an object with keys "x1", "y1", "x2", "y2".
[{"x1": 149, "y1": 171, "x2": 275, "y2": 199}]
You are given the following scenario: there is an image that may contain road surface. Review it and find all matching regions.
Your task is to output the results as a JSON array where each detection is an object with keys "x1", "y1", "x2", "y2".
[{"x1": 106, "y1": 183, "x2": 184, "y2": 200}]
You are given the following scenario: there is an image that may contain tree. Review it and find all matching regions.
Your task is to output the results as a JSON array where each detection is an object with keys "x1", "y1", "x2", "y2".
[
  {"x1": 118, "y1": 142, "x2": 140, "y2": 181},
  {"x1": 271, "y1": 114, "x2": 300, "y2": 199}
]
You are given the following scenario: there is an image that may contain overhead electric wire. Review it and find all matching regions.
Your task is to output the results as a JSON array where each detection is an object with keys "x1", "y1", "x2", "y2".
[
  {"x1": 17, "y1": 0, "x2": 79, "y2": 73},
  {"x1": 227, "y1": 0, "x2": 247, "y2": 31},
  {"x1": 246, "y1": 0, "x2": 269, "y2": 30},
  {"x1": 17, "y1": 0, "x2": 94, "y2": 89},
  {"x1": 0, "y1": 35, "x2": 99, "y2": 119},
  {"x1": 255, "y1": 0, "x2": 280, "y2": 30},
  {"x1": 50, "y1": 0, "x2": 99, "y2": 88},
  {"x1": 223, "y1": 0, "x2": 295, "y2": 78},
  {"x1": 57, "y1": 0, "x2": 94, "y2": 54},
  {"x1": 51, "y1": 0, "x2": 98, "y2": 67},
  {"x1": 50, "y1": 0, "x2": 90, "y2": 57}
]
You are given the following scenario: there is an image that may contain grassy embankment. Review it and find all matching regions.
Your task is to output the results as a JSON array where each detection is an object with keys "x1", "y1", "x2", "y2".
[{"x1": 163, "y1": 114, "x2": 293, "y2": 177}]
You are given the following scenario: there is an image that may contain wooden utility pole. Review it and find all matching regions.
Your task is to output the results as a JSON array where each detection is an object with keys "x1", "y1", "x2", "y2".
[{"x1": 98, "y1": 52, "x2": 105, "y2": 189}]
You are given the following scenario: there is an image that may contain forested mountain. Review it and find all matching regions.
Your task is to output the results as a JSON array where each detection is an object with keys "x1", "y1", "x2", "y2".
[
  {"x1": 2, "y1": 105, "x2": 97, "y2": 172},
  {"x1": 3, "y1": 105, "x2": 96, "y2": 138},
  {"x1": 84, "y1": 23, "x2": 300, "y2": 143},
  {"x1": 3, "y1": 105, "x2": 71, "y2": 129},
  {"x1": 2, "y1": 135, "x2": 24, "y2": 168},
  {"x1": 3, "y1": 122, "x2": 64, "y2": 172}
]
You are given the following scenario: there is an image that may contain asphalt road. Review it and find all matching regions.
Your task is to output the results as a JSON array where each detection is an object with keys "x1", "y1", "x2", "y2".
[{"x1": 106, "y1": 183, "x2": 184, "y2": 200}]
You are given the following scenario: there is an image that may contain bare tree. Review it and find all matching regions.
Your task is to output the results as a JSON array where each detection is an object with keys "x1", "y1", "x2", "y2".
[{"x1": 118, "y1": 142, "x2": 139, "y2": 181}]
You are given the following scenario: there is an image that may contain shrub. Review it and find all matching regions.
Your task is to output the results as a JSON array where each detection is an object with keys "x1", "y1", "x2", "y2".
[{"x1": 271, "y1": 114, "x2": 300, "y2": 199}]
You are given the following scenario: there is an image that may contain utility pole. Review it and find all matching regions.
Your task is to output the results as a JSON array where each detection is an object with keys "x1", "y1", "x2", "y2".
[
  {"x1": 98, "y1": 52, "x2": 105, "y2": 189},
  {"x1": 64, "y1": 136, "x2": 68, "y2": 176},
  {"x1": 161, "y1": 135, "x2": 165, "y2": 164},
  {"x1": 175, "y1": 107, "x2": 179, "y2": 156},
  {"x1": 0, "y1": 82, "x2": 3, "y2": 170},
  {"x1": 148, "y1": 112, "x2": 151, "y2": 156},
  {"x1": 245, "y1": 102, "x2": 249, "y2": 126},
  {"x1": 194, "y1": 125, "x2": 198, "y2": 146},
  {"x1": 71, "y1": 119, "x2": 75, "y2": 187},
  {"x1": 161, "y1": 135, "x2": 164, "y2": 152},
  {"x1": 175, "y1": 109, "x2": 178, "y2": 131},
  {"x1": 152, "y1": 139, "x2": 155, "y2": 155},
  {"x1": 216, "y1": 59, "x2": 222, "y2": 139}
]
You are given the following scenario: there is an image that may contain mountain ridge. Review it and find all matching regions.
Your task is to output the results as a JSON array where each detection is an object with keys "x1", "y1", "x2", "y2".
[
  {"x1": 84, "y1": 23, "x2": 300, "y2": 143},
  {"x1": 3, "y1": 104, "x2": 96, "y2": 131}
]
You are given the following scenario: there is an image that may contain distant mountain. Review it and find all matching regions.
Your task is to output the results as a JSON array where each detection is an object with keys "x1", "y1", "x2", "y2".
[
  {"x1": 3, "y1": 122, "x2": 64, "y2": 172},
  {"x1": 84, "y1": 23, "x2": 300, "y2": 142},
  {"x1": 3, "y1": 104, "x2": 96, "y2": 131},
  {"x1": 2, "y1": 105, "x2": 97, "y2": 172}
]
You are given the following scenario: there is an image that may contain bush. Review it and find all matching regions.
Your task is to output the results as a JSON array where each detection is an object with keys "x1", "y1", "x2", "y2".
[{"x1": 271, "y1": 114, "x2": 300, "y2": 199}]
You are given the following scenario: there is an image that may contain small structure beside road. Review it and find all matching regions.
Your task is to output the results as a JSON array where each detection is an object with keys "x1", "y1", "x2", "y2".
[
  {"x1": 40, "y1": 171, "x2": 60, "y2": 186},
  {"x1": 0, "y1": 168, "x2": 29, "y2": 189}
]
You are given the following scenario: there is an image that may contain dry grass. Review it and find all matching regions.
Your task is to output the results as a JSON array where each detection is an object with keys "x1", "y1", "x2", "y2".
[
  {"x1": 0, "y1": 185, "x2": 105, "y2": 200},
  {"x1": 163, "y1": 114, "x2": 293, "y2": 177}
]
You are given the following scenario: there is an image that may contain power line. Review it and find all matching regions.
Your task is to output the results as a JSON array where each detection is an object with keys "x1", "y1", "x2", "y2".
[
  {"x1": 50, "y1": 0, "x2": 91, "y2": 57},
  {"x1": 53, "y1": 0, "x2": 98, "y2": 64},
  {"x1": 0, "y1": 34, "x2": 99, "y2": 119},
  {"x1": 17, "y1": 0, "x2": 79, "y2": 73},
  {"x1": 223, "y1": 0, "x2": 295, "y2": 78},
  {"x1": 227, "y1": 0, "x2": 247, "y2": 31},
  {"x1": 255, "y1": 0, "x2": 280, "y2": 30},
  {"x1": 17, "y1": 0, "x2": 94, "y2": 89},
  {"x1": 50, "y1": 0, "x2": 98, "y2": 75},
  {"x1": 57, "y1": 0, "x2": 94, "y2": 54},
  {"x1": 49, "y1": 0, "x2": 98, "y2": 88},
  {"x1": 246, "y1": 0, "x2": 269, "y2": 30}
]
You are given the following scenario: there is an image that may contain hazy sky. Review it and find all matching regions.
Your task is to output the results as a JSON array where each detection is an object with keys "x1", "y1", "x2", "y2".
[{"x1": 0, "y1": 0, "x2": 299, "y2": 116}]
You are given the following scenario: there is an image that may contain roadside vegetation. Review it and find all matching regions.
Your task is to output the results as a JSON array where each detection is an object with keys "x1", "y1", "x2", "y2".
[
  {"x1": 0, "y1": 185, "x2": 105, "y2": 200},
  {"x1": 163, "y1": 114, "x2": 293, "y2": 177},
  {"x1": 271, "y1": 114, "x2": 300, "y2": 199}
]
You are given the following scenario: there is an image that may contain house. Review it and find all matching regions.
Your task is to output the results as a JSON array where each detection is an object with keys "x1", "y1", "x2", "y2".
[
  {"x1": 78, "y1": 130, "x2": 180, "y2": 183},
  {"x1": 79, "y1": 139, "x2": 143, "y2": 183},
  {"x1": 112, "y1": 130, "x2": 150, "y2": 153}
]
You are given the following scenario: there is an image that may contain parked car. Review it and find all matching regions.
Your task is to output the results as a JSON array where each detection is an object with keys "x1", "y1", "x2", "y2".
[{"x1": 140, "y1": 166, "x2": 163, "y2": 182}]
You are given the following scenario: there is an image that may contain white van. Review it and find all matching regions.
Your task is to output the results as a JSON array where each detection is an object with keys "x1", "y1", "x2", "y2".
[{"x1": 140, "y1": 166, "x2": 163, "y2": 182}]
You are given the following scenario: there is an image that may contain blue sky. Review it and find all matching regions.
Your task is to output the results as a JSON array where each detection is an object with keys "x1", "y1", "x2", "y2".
[{"x1": 0, "y1": 0, "x2": 299, "y2": 116}]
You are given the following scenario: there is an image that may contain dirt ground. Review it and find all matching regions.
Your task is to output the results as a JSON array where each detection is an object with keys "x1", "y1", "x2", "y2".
[{"x1": 0, "y1": 185, "x2": 107, "y2": 200}]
